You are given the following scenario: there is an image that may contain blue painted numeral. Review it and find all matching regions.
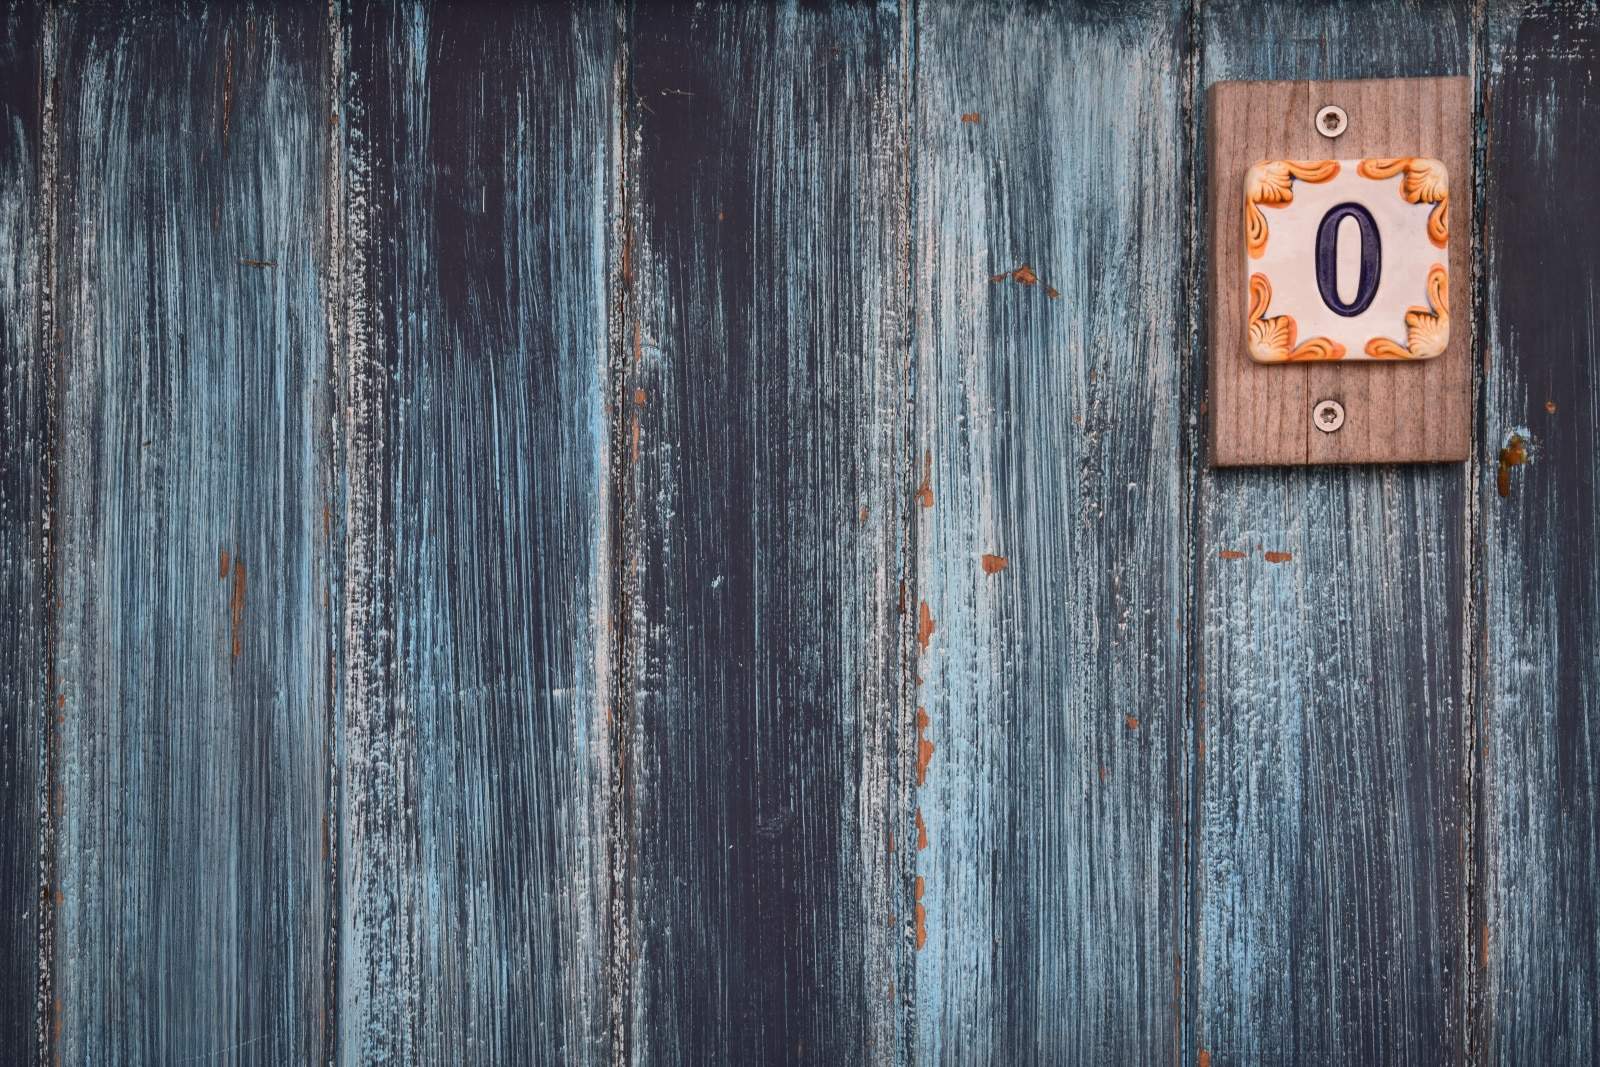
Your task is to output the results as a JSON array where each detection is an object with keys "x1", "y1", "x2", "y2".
[{"x1": 1315, "y1": 202, "x2": 1382, "y2": 317}]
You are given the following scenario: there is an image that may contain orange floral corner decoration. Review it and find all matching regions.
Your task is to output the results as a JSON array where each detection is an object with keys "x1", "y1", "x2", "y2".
[
  {"x1": 1357, "y1": 157, "x2": 1449, "y2": 248},
  {"x1": 1244, "y1": 159, "x2": 1340, "y2": 259},
  {"x1": 1364, "y1": 263, "x2": 1449, "y2": 359},
  {"x1": 1248, "y1": 273, "x2": 1347, "y2": 363}
]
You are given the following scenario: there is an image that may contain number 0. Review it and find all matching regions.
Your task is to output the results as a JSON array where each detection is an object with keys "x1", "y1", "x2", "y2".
[{"x1": 1315, "y1": 202, "x2": 1381, "y2": 317}]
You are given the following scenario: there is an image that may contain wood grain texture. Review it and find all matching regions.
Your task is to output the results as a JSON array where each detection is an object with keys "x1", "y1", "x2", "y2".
[
  {"x1": 48, "y1": 3, "x2": 333, "y2": 1062},
  {"x1": 1193, "y1": 2, "x2": 1472, "y2": 1064},
  {"x1": 1479, "y1": 3, "x2": 1600, "y2": 1062},
  {"x1": 336, "y1": 2, "x2": 616, "y2": 1062},
  {"x1": 0, "y1": 4, "x2": 43, "y2": 1063},
  {"x1": 1207, "y1": 76, "x2": 1472, "y2": 466},
  {"x1": 622, "y1": 3, "x2": 912, "y2": 1061},
  {"x1": 912, "y1": 1, "x2": 1190, "y2": 1062}
]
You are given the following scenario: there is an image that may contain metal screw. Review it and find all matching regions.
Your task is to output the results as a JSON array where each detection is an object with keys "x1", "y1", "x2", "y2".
[
  {"x1": 1313, "y1": 399, "x2": 1346, "y2": 433},
  {"x1": 1316, "y1": 104, "x2": 1348, "y2": 138}
]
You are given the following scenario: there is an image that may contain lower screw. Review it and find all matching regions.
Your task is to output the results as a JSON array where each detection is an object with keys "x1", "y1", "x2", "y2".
[{"x1": 1313, "y1": 399, "x2": 1346, "y2": 433}]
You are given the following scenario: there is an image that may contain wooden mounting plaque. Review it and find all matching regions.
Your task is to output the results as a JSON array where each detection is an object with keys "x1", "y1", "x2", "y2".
[{"x1": 1207, "y1": 76, "x2": 1471, "y2": 466}]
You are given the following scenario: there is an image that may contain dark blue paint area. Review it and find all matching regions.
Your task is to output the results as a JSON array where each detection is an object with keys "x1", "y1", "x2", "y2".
[
  {"x1": 0, "y1": 5, "x2": 43, "y2": 1064},
  {"x1": 624, "y1": 4, "x2": 910, "y2": 1062},
  {"x1": 1483, "y1": 5, "x2": 1600, "y2": 1064},
  {"x1": 1315, "y1": 201, "x2": 1382, "y2": 316}
]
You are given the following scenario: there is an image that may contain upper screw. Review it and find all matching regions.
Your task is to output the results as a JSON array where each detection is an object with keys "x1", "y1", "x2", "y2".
[{"x1": 1316, "y1": 105, "x2": 1348, "y2": 138}]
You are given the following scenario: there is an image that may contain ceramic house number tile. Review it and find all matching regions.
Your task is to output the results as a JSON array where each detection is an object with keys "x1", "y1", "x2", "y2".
[{"x1": 1244, "y1": 157, "x2": 1449, "y2": 362}]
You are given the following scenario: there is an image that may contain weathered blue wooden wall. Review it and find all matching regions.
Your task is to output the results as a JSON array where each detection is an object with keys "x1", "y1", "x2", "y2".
[{"x1": 0, "y1": 1, "x2": 1596, "y2": 1064}]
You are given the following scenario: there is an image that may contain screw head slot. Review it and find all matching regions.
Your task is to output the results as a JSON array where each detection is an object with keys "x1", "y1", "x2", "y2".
[
  {"x1": 1313, "y1": 399, "x2": 1346, "y2": 433},
  {"x1": 1316, "y1": 104, "x2": 1348, "y2": 138}
]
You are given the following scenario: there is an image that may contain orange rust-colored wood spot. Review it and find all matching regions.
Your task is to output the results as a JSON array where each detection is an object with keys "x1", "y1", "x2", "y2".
[
  {"x1": 1124, "y1": 714, "x2": 1140, "y2": 731},
  {"x1": 981, "y1": 553, "x2": 1008, "y2": 574},
  {"x1": 915, "y1": 450, "x2": 934, "y2": 509},
  {"x1": 915, "y1": 809, "x2": 929, "y2": 850},
  {"x1": 960, "y1": 112, "x2": 981, "y2": 124},
  {"x1": 1264, "y1": 551, "x2": 1292, "y2": 564},
  {"x1": 1218, "y1": 549, "x2": 1246, "y2": 560},
  {"x1": 914, "y1": 876, "x2": 927, "y2": 950},
  {"x1": 1498, "y1": 433, "x2": 1529, "y2": 498},
  {"x1": 915, "y1": 707, "x2": 935, "y2": 786},
  {"x1": 633, "y1": 387, "x2": 647, "y2": 407},
  {"x1": 917, "y1": 600, "x2": 936, "y2": 651},
  {"x1": 990, "y1": 263, "x2": 1059, "y2": 298},
  {"x1": 230, "y1": 559, "x2": 247, "y2": 659}
]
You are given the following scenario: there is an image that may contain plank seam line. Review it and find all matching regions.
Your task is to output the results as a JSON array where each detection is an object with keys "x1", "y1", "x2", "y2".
[{"x1": 35, "y1": 6, "x2": 62, "y2": 1065}]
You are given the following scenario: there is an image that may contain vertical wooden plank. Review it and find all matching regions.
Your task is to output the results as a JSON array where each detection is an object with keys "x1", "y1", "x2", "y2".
[
  {"x1": 1194, "y1": 2, "x2": 1472, "y2": 1063},
  {"x1": 1480, "y1": 5, "x2": 1600, "y2": 1063},
  {"x1": 622, "y1": 3, "x2": 911, "y2": 1061},
  {"x1": 0, "y1": 3, "x2": 43, "y2": 1062},
  {"x1": 49, "y1": 3, "x2": 333, "y2": 1062},
  {"x1": 912, "y1": 2, "x2": 1191, "y2": 1063},
  {"x1": 337, "y1": 2, "x2": 617, "y2": 1061}
]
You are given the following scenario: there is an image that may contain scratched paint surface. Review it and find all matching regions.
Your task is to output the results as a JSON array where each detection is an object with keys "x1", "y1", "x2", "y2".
[
  {"x1": 1480, "y1": 4, "x2": 1600, "y2": 1062},
  {"x1": 337, "y1": 2, "x2": 616, "y2": 1062},
  {"x1": 3, "y1": 1, "x2": 1599, "y2": 1064},
  {"x1": 48, "y1": 4, "x2": 333, "y2": 1062},
  {"x1": 912, "y1": 2, "x2": 1189, "y2": 1061}
]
